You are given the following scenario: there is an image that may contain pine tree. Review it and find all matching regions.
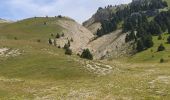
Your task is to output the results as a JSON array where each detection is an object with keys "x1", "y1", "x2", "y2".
[
  {"x1": 167, "y1": 36, "x2": 170, "y2": 44},
  {"x1": 56, "y1": 33, "x2": 60, "y2": 38},
  {"x1": 136, "y1": 39, "x2": 145, "y2": 52},
  {"x1": 129, "y1": 30, "x2": 136, "y2": 41},
  {"x1": 125, "y1": 34, "x2": 130, "y2": 43},
  {"x1": 149, "y1": 21, "x2": 161, "y2": 35},
  {"x1": 143, "y1": 35, "x2": 153, "y2": 48},
  {"x1": 81, "y1": 49, "x2": 93, "y2": 60},
  {"x1": 168, "y1": 26, "x2": 170, "y2": 34},
  {"x1": 49, "y1": 38, "x2": 53, "y2": 45},
  {"x1": 96, "y1": 29, "x2": 102, "y2": 36}
]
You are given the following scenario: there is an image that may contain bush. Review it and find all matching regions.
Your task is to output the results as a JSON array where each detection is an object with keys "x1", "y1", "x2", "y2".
[
  {"x1": 160, "y1": 58, "x2": 164, "y2": 63},
  {"x1": 51, "y1": 34, "x2": 54, "y2": 37},
  {"x1": 81, "y1": 49, "x2": 93, "y2": 60},
  {"x1": 152, "y1": 55, "x2": 154, "y2": 58},
  {"x1": 48, "y1": 38, "x2": 53, "y2": 45},
  {"x1": 65, "y1": 48, "x2": 72, "y2": 55},
  {"x1": 158, "y1": 35, "x2": 162, "y2": 40},
  {"x1": 14, "y1": 37, "x2": 18, "y2": 40},
  {"x1": 64, "y1": 41, "x2": 70, "y2": 49},
  {"x1": 58, "y1": 15, "x2": 62, "y2": 18},
  {"x1": 64, "y1": 44, "x2": 69, "y2": 49},
  {"x1": 71, "y1": 38, "x2": 73, "y2": 42},
  {"x1": 61, "y1": 33, "x2": 64, "y2": 37},
  {"x1": 168, "y1": 26, "x2": 170, "y2": 34},
  {"x1": 44, "y1": 22, "x2": 47, "y2": 25},
  {"x1": 167, "y1": 36, "x2": 170, "y2": 44},
  {"x1": 56, "y1": 33, "x2": 60, "y2": 38},
  {"x1": 37, "y1": 39, "x2": 41, "y2": 43},
  {"x1": 157, "y1": 44, "x2": 165, "y2": 52}
]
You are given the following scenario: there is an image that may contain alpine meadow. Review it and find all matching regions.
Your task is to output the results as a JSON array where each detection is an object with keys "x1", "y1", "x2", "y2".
[{"x1": 0, "y1": 0, "x2": 170, "y2": 99}]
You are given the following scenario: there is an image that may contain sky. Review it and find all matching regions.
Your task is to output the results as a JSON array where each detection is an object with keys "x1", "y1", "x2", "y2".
[{"x1": 0, "y1": 0, "x2": 132, "y2": 23}]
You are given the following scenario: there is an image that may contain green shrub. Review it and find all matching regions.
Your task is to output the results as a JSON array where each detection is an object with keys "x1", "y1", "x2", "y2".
[
  {"x1": 160, "y1": 58, "x2": 164, "y2": 63},
  {"x1": 81, "y1": 49, "x2": 93, "y2": 60},
  {"x1": 48, "y1": 38, "x2": 53, "y2": 45},
  {"x1": 61, "y1": 33, "x2": 64, "y2": 37},
  {"x1": 157, "y1": 44, "x2": 165, "y2": 52},
  {"x1": 56, "y1": 33, "x2": 60, "y2": 38},
  {"x1": 167, "y1": 36, "x2": 170, "y2": 44},
  {"x1": 158, "y1": 35, "x2": 162, "y2": 40},
  {"x1": 37, "y1": 39, "x2": 41, "y2": 43},
  {"x1": 14, "y1": 37, "x2": 18, "y2": 40},
  {"x1": 65, "y1": 48, "x2": 72, "y2": 55},
  {"x1": 71, "y1": 38, "x2": 73, "y2": 42}
]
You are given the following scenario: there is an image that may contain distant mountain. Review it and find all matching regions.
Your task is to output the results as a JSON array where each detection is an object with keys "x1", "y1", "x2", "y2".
[{"x1": 0, "y1": 18, "x2": 13, "y2": 23}]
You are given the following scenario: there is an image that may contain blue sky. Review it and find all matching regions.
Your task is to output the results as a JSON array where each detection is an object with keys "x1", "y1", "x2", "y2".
[{"x1": 0, "y1": 0, "x2": 132, "y2": 23}]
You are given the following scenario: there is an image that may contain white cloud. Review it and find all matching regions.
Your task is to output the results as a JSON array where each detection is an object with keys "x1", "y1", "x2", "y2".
[{"x1": 1, "y1": 0, "x2": 132, "y2": 23}]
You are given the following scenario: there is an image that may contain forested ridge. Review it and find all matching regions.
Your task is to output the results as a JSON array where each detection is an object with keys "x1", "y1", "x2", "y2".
[{"x1": 95, "y1": 0, "x2": 170, "y2": 52}]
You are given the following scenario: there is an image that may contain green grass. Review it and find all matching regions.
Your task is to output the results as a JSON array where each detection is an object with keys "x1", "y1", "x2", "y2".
[
  {"x1": 0, "y1": 17, "x2": 70, "y2": 43},
  {"x1": 165, "y1": 0, "x2": 170, "y2": 8},
  {"x1": 0, "y1": 17, "x2": 170, "y2": 99},
  {"x1": 127, "y1": 33, "x2": 170, "y2": 63},
  {"x1": 0, "y1": 40, "x2": 92, "y2": 80}
]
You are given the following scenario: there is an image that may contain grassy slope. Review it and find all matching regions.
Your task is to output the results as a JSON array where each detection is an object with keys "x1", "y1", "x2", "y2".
[
  {"x1": 0, "y1": 40, "x2": 92, "y2": 80},
  {"x1": 165, "y1": 0, "x2": 170, "y2": 8},
  {"x1": 0, "y1": 17, "x2": 93, "y2": 80},
  {"x1": 0, "y1": 17, "x2": 170, "y2": 99},
  {"x1": 0, "y1": 17, "x2": 67, "y2": 42},
  {"x1": 0, "y1": 17, "x2": 93, "y2": 98},
  {"x1": 127, "y1": 0, "x2": 170, "y2": 63},
  {"x1": 127, "y1": 33, "x2": 170, "y2": 63}
]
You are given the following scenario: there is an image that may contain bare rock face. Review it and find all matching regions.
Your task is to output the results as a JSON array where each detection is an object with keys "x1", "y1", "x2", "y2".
[
  {"x1": 52, "y1": 17, "x2": 132, "y2": 60},
  {"x1": 86, "y1": 30, "x2": 133, "y2": 60},
  {"x1": 84, "y1": 22, "x2": 101, "y2": 35},
  {"x1": 83, "y1": 7, "x2": 115, "y2": 35}
]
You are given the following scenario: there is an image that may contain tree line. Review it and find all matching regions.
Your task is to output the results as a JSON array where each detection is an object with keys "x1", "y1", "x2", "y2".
[{"x1": 96, "y1": 0, "x2": 168, "y2": 37}]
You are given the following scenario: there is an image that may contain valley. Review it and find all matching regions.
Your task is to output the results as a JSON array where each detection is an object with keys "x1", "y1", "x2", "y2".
[{"x1": 0, "y1": 0, "x2": 170, "y2": 99}]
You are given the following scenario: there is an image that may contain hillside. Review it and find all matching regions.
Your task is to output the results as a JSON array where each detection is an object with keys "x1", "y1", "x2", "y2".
[
  {"x1": 84, "y1": 0, "x2": 169, "y2": 35},
  {"x1": 0, "y1": 16, "x2": 131, "y2": 59},
  {"x1": 83, "y1": 4, "x2": 126, "y2": 34},
  {"x1": 1, "y1": 33, "x2": 170, "y2": 99},
  {"x1": 0, "y1": 17, "x2": 115, "y2": 99},
  {"x1": 126, "y1": 33, "x2": 170, "y2": 63},
  {"x1": 86, "y1": 30, "x2": 133, "y2": 59},
  {"x1": 0, "y1": 17, "x2": 94, "y2": 53},
  {"x1": 1, "y1": 0, "x2": 170, "y2": 99},
  {"x1": 83, "y1": 0, "x2": 170, "y2": 59}
]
